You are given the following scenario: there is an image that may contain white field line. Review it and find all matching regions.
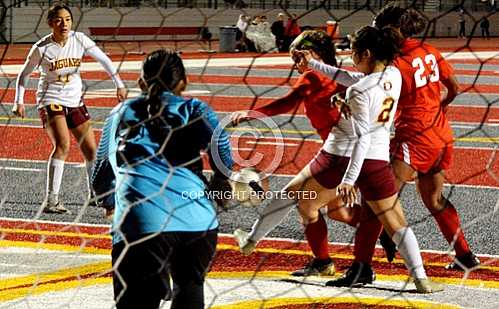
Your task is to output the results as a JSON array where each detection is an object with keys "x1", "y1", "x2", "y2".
[
  {"x1": 0, "y1": 158, "x2": 83, "y2": 166},
  {"x1": 231, "y1": 147, "x2": 255, "y2": 151},
  {"x1": 245, "y1": 141, "x2": 299, "y2": 146},
  {"x1": 0, "y1": 217, "x2": 498, "y2": 259},
  {"x1": 1, "y1": 51, "x2": 498, "y2": 74},
  {"x1": 0, "y1": 167, "x2": 43, "y2": 172},
  {"x1": 0, "y1": 158, "x2": 497, "y2": 189}
]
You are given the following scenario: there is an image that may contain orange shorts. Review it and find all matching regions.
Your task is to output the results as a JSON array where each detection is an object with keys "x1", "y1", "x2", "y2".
[{"x1": 390, "y1": 139, "x2": 453, "y2": 174}]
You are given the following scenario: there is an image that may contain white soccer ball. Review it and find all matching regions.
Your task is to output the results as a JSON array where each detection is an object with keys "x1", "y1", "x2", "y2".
[{"x1": 231, "y1": 168, "x2": 267, "y2": 207}]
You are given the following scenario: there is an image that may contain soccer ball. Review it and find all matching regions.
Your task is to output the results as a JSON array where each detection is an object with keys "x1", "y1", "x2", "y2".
[{"x1": 231, "y1": 167, "x2": 268, "y2": 207}]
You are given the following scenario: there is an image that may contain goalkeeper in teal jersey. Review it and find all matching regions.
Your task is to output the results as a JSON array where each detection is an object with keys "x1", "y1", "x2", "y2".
[{"x1": 92, "y1": 49, "x2": 233, "y2": 309}]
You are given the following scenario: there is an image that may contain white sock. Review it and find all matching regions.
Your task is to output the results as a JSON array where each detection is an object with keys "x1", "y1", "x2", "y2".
[
  {"x1": 392, "y1": 227, "x2": 427, "y2": 279},
  {"x1": 247, "y1": 193, "x2": 296, "y2": 243},
  {"x1": 85, "y1": 160, "x2": 95, "y2": 197},
  {"x1": 47, "y1": 158, "x2": 65, "y2": 204}
]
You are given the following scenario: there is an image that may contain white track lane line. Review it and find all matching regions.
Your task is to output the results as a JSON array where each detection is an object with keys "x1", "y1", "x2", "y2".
[
  {"x1": 1, "y1": 51, "x2": 498, "y2": 74},
  {"x1": 0, "y1": 158, "x2": 498, "y2": 189}
]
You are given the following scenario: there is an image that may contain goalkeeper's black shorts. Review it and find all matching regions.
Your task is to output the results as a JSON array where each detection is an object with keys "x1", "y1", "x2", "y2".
[{"x1": 112, "y1": 229, "x2": 218, "y2": 309}]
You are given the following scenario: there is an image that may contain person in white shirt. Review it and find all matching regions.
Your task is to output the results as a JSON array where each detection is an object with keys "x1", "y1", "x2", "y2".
[
  {"x1": 12, "y1": 3, "x2": 127, "y2": 214},
  {"x1": 235, "y1": 25, "x2": 443, "y2": 293}
]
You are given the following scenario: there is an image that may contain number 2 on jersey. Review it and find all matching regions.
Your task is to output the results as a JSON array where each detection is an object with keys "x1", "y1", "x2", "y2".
[
  {"x1": 412, "y1": 54, "x2": 440, "y2": 88},
  {"x1": 378, "y1": 97, "x2": 395, "y2": 123}
]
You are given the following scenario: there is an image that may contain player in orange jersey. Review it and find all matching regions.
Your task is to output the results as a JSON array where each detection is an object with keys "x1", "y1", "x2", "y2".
[
  {"x1": 319, "y1": 4, "x2": 479, "y2": 286},
  {"x1": 232, "y1": 30, "x2": 366, "y2": 277}
]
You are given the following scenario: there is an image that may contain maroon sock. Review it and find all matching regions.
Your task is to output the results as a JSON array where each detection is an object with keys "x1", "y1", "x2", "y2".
[
  {"x1": 346, "y1": 203, "x2": 362, "y2": 227},
  {"x1": 354, "y1": 203, "x2": 383, "y2": 264},
  {"x1": 432, "y1": 200, "x2": 470, "y2": 256},
  {"x1": 305, "y1": 215, "x2": 330, "y2": 260}
]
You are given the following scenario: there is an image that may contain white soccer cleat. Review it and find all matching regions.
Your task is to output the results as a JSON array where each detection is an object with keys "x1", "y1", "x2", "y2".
[
  {"x1": 42, "y1": 199, "x2": 70, "y2": 214},
  {"x1": 414, "y1": 278, "x2": 444, "y2": 293},
  {"x1": 233, "y1": 229, "x2": 256, "y2": 256}
]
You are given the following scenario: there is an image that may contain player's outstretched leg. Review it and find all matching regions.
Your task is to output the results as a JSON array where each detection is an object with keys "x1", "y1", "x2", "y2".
[
  {"x1": 417, "y1": 171, "x2": 480, "y2": 271},
  {"x1": 233, "y1": 167, "x2": 311, "y2": 255},
  {"x1": 234, "y1": 193, "x2": 296, "y2": 255}
]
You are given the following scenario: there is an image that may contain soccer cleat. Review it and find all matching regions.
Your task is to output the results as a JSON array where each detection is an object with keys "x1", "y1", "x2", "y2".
[
  {"x1": 42, "y1": 199, "x2": 70, "y2": 214},
  {"x1": 291, "y1": 257, "x2": 335, "y2": 277},
  {"x1": 379, "y1": 229, "x2": 397, "y2": 263},
  {"x1": 414, "y1": 278, "x2": 445, "y2": 293},
  {"x1": 233, "y1": 229, "x2": 256, "y2": 256},
  {"x1": 86, "y1": 192, "x2": 99, "y2": 207},
  {"x1": 445, "y1": 252, "x2": 480, "y2": 271},
  {"x1": 325, "y1": 262, "x2": 375, "y2": 287}
]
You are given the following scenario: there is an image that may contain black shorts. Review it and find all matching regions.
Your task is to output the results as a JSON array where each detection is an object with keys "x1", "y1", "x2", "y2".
[
  {"x1": 39, "y1": 103, "x2": 90, "y2": 129},
  {"x1": 112, "y1": 229, "x2": 218, "y2": 309}
]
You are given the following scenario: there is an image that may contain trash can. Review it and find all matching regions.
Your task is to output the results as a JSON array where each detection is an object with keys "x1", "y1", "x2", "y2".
[{"x1": 219, "y1": 26, "x2": 238, "y2": 52}]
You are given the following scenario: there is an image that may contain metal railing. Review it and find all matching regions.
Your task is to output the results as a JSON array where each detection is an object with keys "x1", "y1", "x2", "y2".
[{"x1": 7, "y1": 0, "x2": 496, "y2": 11}]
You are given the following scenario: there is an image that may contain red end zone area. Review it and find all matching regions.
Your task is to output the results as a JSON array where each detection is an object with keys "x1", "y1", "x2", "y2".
[{"x1": 0, "y1": 218, "x2": 498, "y2": 308}]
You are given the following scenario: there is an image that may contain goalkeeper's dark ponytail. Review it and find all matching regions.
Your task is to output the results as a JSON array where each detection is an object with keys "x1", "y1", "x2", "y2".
[{"x1": 141, "y1": 49, "x2": 187, "y2": 118}]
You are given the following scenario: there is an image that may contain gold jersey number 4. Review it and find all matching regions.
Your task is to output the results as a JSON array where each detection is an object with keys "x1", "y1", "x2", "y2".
[{"x1": 57, "y1": 73, "x2": 71, "y2": 84}]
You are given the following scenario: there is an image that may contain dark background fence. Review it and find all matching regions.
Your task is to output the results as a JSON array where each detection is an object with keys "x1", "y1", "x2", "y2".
[{"x1": 7, "y1": 0, "x2": 498, "y2": 11}]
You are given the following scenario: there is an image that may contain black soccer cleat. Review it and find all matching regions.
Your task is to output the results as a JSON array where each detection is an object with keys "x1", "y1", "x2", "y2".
[
  {"x1": 379, "y1": 229, "x2": 397, "y2": 263},
  {"x1": 325, "y1": 262, "x2": 375, "y2": 287},
  {"x1": 445, "y1": 252, "x2": 480, "y2": 271},
  {"x1": 291, "y1": 257, "x2": 336, "y2": 277}
]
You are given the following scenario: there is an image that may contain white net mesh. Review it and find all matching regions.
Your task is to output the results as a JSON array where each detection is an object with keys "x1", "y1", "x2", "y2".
[{"x1": 0, "y1": 1, "x2": 497, "y2": 308}]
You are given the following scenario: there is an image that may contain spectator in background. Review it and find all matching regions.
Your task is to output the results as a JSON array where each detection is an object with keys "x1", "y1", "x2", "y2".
[
  {"x1": 284, "y1": 14, "x2": 301, "y2": 51},
  {"x1": 236, "y1": 14, "x2": 250, "y2": 33},
  {"x1": 271, "y1": 13, "x2": 286, "y2": 52},
  {"x1": 235, "y1": 14, "x2": 255, "y2": 52},
  {"x1": 246, "y1": 15, "x2": 277, "y2": 53},
  {"x1": 336, "y1": 34, "x2": 351, "y2": 51},
  {"x1": 480, "y1": 17, "x2": 490, "y2": 39},
  {"x1": 458, "y1": 9, "x2": 466, "y2": 39}
]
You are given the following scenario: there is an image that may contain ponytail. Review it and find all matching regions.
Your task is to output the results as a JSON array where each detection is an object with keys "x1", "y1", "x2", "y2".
[
  {"x1": 374, "y1": 2, "x2": 427, "y2": 38},
  {"x1": 141, "y1": 49, "x2": 187, "y2": 118},
  {"x1": 399, "y1": 8, "x2": 427, "y2": 37},
  {"x1": 351, "y1": 26, "x2": 402, "y2": 64}
]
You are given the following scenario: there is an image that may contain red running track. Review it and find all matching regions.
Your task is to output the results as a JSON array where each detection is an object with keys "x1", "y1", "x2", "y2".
[
  {"x1": 3, "y1": 90, "x2": 499, "y2": 124},
  {"x1": 0, "y1": 127, "x2": 497, "y2": 187}
]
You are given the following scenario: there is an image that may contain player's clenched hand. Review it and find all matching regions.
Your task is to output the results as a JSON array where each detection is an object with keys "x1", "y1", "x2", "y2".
[
  {"x1": 231, "y1": 111, "x2": 250, "y2": 126},
  {"x1": 116, "y1": 87, "x2": 128, "y2": 102},
  {"x1": 12, "y1": 103, "x2": 25, "y2": 118},
  {"x1": 337, "y1": 183, "x2": 357, "y2": 207}
]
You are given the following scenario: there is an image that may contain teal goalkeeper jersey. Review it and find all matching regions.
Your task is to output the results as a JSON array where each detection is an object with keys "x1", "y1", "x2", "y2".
[{"x1": 92, "y1": 91, "x2": 233, "y2": 244}]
